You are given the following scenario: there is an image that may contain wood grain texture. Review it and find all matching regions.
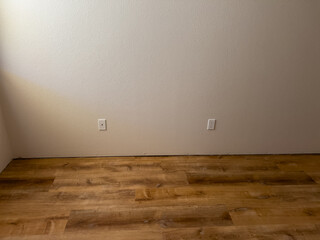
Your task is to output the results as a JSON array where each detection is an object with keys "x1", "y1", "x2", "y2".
[{"x1": 0, "y1": 154, "x2": 320, "y2": 239}]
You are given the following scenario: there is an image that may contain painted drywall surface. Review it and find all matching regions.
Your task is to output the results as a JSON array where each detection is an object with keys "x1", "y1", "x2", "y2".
[
  {"x1": 0, "y1": 102, "x2": 12, "y2": 171},
  {"x1": 0, "y1": 0, "x2": 319, "y2": 158}
]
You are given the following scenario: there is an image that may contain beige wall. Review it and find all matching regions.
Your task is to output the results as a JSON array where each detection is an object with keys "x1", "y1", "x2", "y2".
[
  {"x1": 0, "y1": 0, "x2": 319, "y2": 158},
  {"x1": 0, "y1": 102, "x2": 12, "y2": 171}
]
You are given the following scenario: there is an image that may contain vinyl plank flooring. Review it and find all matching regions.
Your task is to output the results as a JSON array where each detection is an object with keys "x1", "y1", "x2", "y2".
[{"x1": 0, "y1": 154, "x2": 320, "y2": 239}]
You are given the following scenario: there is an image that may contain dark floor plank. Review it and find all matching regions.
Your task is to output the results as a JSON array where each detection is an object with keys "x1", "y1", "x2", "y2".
[
  {"x1": 187, "y1": 171, "x2": 316, "y2": 185},
  {"x1": 0, "y1": 178, "x2": 54, "y2": 192}
]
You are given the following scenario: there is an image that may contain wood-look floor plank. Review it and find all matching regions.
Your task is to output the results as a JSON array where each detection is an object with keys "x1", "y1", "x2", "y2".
[
  {"x1": 0, "y1": 217, "x2": 68, "y2": 237},
  {"x1": 160, "y1": 158, "x2": 281, "y2": 173},
  {"x1": 230, "y1": 207, "x2": 320, "y2": 226},
  {"x1": 1, "y1": 163, "x2": 163, "y2": 180},
  {"x1": 51, "y1": 171, "x2": 188, "y2": 191},
  {"x1": 0, "y1": 204, "x2": 70, "y2": 222},
  {"x1": 0, "y1": 189, "x2": 135, "y2": 206},
  {"x1": 65, "y1": 205, "x2": 232, "y2": 232},
  {"x1": 133, "y1": 185, "x2": 320, "y2": 210},
  {"x1": 135, "y1": 185, "x2": 320, "y2": 203},
  {"x1": 277, "y1": 159, "x2": 320, "y2": 172},
  {"x1": 0, "y1": 178, "x2": 54, "y2": 194},
  {"x1": 163, "y1": 224, "x2": 320, "y2": 240},
  {"x1": 187, "y1": 171, "x2": 316, "y2": 185}
]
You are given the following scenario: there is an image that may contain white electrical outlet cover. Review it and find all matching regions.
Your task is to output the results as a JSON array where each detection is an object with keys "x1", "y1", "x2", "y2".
[
  {"x1": 207, "y1": 119, "x2": 216, "y2": 130},
  {"x1": 98, "y1": 119, "x2": 106, "y2": 131}
]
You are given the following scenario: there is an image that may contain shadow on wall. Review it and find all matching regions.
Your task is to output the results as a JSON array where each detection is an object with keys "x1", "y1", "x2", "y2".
[
  {"x1": 0, "y1": 100, "x2": 12, "y2": 172},
  {"x1": 0, "y1": 70, "x2": 107, "y2": 158}
]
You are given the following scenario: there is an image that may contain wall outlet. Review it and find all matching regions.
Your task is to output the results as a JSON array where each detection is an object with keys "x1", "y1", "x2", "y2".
[
  {"x1": 207, "y1": 119, "x2": 216, "y2": 130},
  {"x1": 98, "y1": 119, "x2": 106, "y2": 131}
]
